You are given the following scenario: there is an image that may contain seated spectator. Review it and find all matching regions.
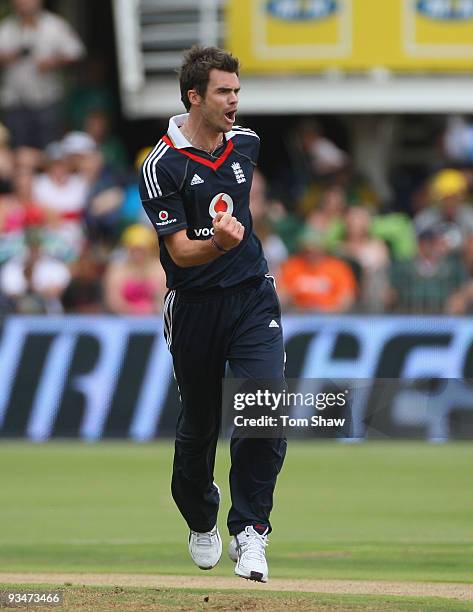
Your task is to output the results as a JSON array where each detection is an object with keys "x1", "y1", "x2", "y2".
[
  {"x1": 371, "y1": 212, "x2": 416, "y2": 261},
  {"x1": 414, "y1": 169, "x2": 473, "y2": 253},
  {"x1": 0, "y1": 122, "x2": 14, "y2": 192},
  {"x1": 83, "y1": 107, "x2": 128, "y2": 170},
  {"x1": 253, "y1": 216, "x2": 288, "y2": 278},
  {"x1": 62, "y1": 130, "x2": 125, "y2": 243},
  {"x1": 337, "y1": 206, "x2": 390, "y2": 311},
  {"x1": 265, "y1": 199, "x2": 304, "y2": 255},
  {"x1": 444, "y1": 233, "x2": 473, "y2": 314},
  {"x1": 32, "y1": 140, "x2": 88, "y2": 261},
  {"x1": 104, "y1": 224, "x2": 166, "y2": 315},
  {"x1": 388, "y1": 227, "x2": 467, "y2": 314},
  {"x1": 120, "y1": 147, "x2": 153, "y2": 228},
  {"x1": 66, "y1": 55, "x2": 116, "y2": 132},
  {"x1": 0, "y1": 168, "x2": 44, "y2": 262},
  {"x1": 305, "y1": 184, "x2": 346, "y2": 251},
  {"x1": 15, "y1": 145, "x2": 43, "y2": 174},
  {"x1": 250, "y1": 169, "x2": 288, "y2": 276},
  {"x1": 278, "y1": 227, "x2": 357, "y2": 312},
  {"x1": 61, "y1": 241, "x2": 104, "y2": 313},
  {"x1": 0, "y1": 230, "x2": 71, "y2": 313}
]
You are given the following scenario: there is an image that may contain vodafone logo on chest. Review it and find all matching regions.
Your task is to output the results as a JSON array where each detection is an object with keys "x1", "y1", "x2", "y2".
[
  {"x1": 209, "y1": 193, "x2": 234, "y2": 219},
  {"x1": 159, "y1": 211, "x2": 169, "y2": 221}
]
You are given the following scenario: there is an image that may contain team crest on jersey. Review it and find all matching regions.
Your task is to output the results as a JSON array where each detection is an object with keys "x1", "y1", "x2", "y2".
[
  {"x1": 209, "y1": 193, "x2": 234, "y2": 218},
  {"x1": 417, "y1": 0, "x2": 473, "y2": 20},
  {"x1": 231, "y1": 162, "x2": 246, "y2": 184},
  {"x1": 266, "y1": 0, "x2": 338, "y2": 21}
]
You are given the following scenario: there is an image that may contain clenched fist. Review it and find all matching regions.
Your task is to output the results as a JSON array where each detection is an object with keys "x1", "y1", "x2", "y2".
[{"x1": 212, "y1": 211, "x2": 245, "y2": 251}]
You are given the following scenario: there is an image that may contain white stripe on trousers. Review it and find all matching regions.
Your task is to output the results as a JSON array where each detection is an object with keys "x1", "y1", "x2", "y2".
[{"x1": 163, "y1": 290, "x2": 176, "y2": 350}]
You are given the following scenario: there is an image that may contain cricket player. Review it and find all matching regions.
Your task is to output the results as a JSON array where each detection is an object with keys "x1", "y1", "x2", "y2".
[{"x1": 139, "y1": 46, "x2": 286, "y2": 583}]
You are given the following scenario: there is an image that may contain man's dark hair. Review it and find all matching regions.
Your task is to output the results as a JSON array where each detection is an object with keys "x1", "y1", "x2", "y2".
[{"x1": 179, "y1": 46, "x2": 239, "y2": 111}]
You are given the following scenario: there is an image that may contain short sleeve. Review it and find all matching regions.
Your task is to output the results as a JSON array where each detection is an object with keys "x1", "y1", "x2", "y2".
[
  {"x1": 231, "y1": 127, "x2": 260, "y2": 164},
  {"x1": 252, "y1": 135, "x2": 261, "y2": 164},
  {"x1": 139, "y1": 160, "x2": 187, "y2": 237},
  {"x1": 0, "y1": 20, "x2": 15, "y2": 54},
  {"x1": 50, "y1": 16, "x2": 85, "y2": 60}
]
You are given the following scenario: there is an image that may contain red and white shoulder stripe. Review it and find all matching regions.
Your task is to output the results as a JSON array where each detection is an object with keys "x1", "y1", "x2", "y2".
[
  {"x1": 142, "y1": 138, "x2": 171, "y2": 199},
  {"x1": 227, "y1": 126, "x2": 260, "y2": 140}
]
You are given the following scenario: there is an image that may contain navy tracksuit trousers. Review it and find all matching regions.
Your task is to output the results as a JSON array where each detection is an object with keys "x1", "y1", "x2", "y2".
[{"x1": 164, "y1": 276, "x2": 287, "y2": 536}]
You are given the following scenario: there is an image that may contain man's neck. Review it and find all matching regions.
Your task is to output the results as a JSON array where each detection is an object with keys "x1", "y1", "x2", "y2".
[
  {"x1": 181, "y1": 114, "x2": 223, "y2": 154},
  {"x1": 18, "y1": 13, "x2": 40, "y2": 27}
]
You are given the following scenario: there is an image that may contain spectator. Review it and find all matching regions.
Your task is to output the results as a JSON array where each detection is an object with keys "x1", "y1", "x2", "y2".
[
  {"x1": 443, "y1": 115, "x2": 473, "y2": 164},
  {"x1": 61, "y1": 241, "x2": 104, "y2": 313},
  {"x1": 32, "y1": 140, "x2": 88, "y2": 261},
  {"x1": 0, "y1": 0, "x2": 85, "y2": 150},
  {"x1": 0, "y1": 121, "x2": 13, "y2": 192},
  {"x1": 83, "y1": 107, "x2": 128, "y2": 170},
  {"x1": 253, "y1": 215, "x2": 288, "y2": 277},
  {"x1": 371, "y1": 212, "x2": 416, "y2": 261},
  {"x1": 66, "y1": 55, "x2": 116, "y2": 132},
  {"x1": 389, "y1": 227, "x2": 467, "y2": 314},
  {"x1": 414, "y1": 169, "x2": 473, "y2": 253},
  {"x1": 293, "y1": 119, "x2": 348, "y2": 177},
  {"x1": 103, "y1": 224, "x2": 166, "y2": 316},
  {"x1": 62, "y1": 130, "x2": 125, "y2": 243},
  {"x1": 0, "y1": 229, "x2": 71, "y2": 313},
  {"x1": 285, "y1": 118, "x2": 350, "y2": 211},
  {"x1": 0, "y1": 167, "x2": 44, "y2": 262},
  {"x1": 305, "y1": 184, "x2": 346, "y2": 250},
  {"x1": 445, "y1": 234, "x2": 473, "y2": 314},
  {"x1": 337, "y1": 206, "x2": 390, "y2": 311},
  {"x1": 250, "y1": 169, "x2": 288, "y2": 276},
  {"x1": 278, "y1": 226, "x2": 357, "y2": 312},
  {"x1": 120, "y1": 147, "x2": 153, "y2": 229}
]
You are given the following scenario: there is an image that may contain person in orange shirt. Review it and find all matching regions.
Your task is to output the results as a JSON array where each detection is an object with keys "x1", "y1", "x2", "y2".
[{"x1": 278, "y1": 227, "x2": 357, "y2": 312}]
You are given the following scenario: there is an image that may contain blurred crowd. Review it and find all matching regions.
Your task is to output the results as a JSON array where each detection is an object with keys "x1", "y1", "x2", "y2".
[
  {"x1": 0, "y1": 0, "x2": 167, "y2": 316},
  {"x1": 1, "y1": 1, "x2": 473, "y2": 317},
  {"x1": 257, "y1": 117, "x2": 473, "y2": 316}
]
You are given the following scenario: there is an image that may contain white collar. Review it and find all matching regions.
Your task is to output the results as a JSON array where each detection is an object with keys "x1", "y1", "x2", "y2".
[
  {"x1": 167, "y1": 113, "x2": 236, "y2": 149},
  {"x1": 167, "y1": 113, "x2": 193, "y2": 149}
]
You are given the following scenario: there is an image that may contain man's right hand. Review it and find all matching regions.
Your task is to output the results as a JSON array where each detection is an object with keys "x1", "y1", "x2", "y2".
[{"x1": 212, "y1": 212, "x2": 245, "y2": 251}]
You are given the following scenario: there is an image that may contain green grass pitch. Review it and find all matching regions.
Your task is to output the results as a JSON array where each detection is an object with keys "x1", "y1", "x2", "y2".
[{"x1": 0, "y1": 440, "x2": 472, "y2": 610}]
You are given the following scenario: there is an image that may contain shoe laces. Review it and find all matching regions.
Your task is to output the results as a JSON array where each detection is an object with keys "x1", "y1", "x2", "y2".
[
  {"x1": 191, "y1": 527, "x2": 218, "y2": 548},
  {"x1": 239, "y1": 526, "x2": 268, "y2": 561}
]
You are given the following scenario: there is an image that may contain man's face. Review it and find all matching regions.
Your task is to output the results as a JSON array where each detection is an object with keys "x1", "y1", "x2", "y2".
[
  {"x1": 441, "y1": 193, "x2": 462, "y2": 220},
  {"x1": 12, "y1": 0, "x2": 42, "y2": 17},
  {"x1": 193, "y1": 69, "x2": 240, "y2": 133}
]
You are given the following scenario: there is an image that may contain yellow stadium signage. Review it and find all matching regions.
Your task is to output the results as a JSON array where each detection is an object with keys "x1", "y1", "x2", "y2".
[{"x1": 227, "y1": 0, "x2": 473, "y2": 72}]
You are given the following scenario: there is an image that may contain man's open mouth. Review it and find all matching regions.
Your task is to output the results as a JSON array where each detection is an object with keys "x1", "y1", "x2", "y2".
[{"x1": 225, "y1": 110, "x2": 236, "y2": 122}]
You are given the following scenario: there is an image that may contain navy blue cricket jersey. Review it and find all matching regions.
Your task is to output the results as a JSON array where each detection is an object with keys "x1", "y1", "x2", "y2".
[{"x1": 139, "y1": 113, "x2": 268, "y2": 290}]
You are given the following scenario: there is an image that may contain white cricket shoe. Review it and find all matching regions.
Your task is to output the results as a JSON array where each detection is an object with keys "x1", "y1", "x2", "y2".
[
  {"x1": 228, "y1": 535, "x2": 238, "y2": 562},
  {"x1": 188, "y1": 525, "x2": 222, "y2": 570},
  {"x1": 233, "y1": 525, "x2": 269, "y2": 582}
]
